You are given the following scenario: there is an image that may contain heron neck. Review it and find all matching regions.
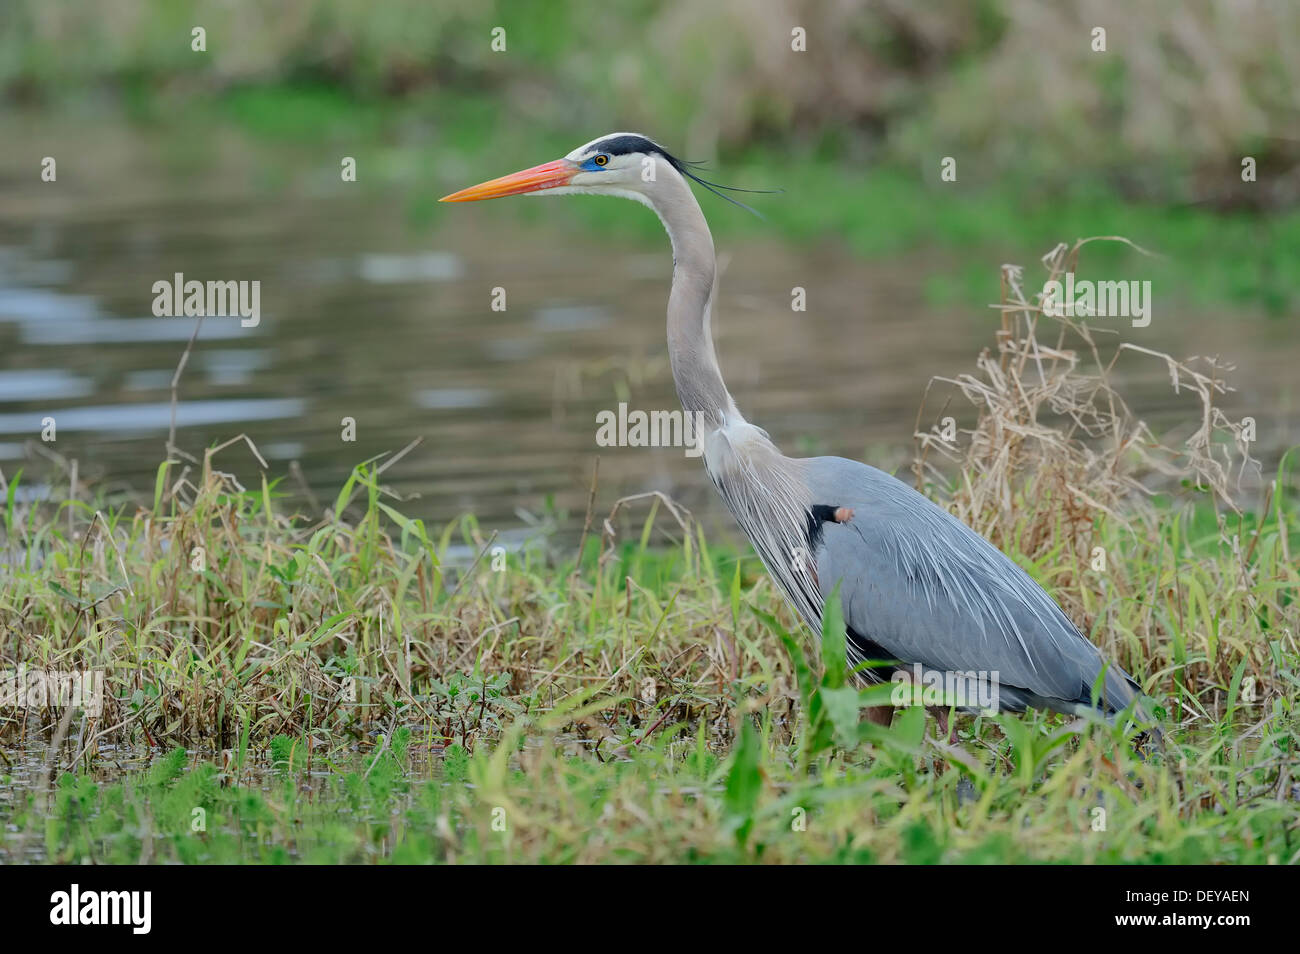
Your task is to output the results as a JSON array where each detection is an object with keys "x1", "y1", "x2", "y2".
[{"x1": 653, "y1": 172, "x2": 737, "y2": 426}]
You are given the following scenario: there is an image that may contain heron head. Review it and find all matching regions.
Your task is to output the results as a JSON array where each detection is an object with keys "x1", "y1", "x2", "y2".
[
  {"x1": 438, "y1": 132, "x2": 684, "y2": 206},
  {"x1": 440, "y1": 132, "x2": 765, "y2": 215}
]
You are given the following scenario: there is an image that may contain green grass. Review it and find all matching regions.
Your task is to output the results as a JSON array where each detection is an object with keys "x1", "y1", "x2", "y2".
[
  {"x1": 0, "y1": 441, "x2": 1296, "y2": 863},
  {"x1": 12, "y1": 712, "x2": 1291, "y2": 864}
]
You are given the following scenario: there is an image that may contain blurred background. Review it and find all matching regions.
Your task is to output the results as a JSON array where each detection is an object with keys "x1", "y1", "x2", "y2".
[{"x1": 0, "y1": 0, "x2": 1296, "y2": 540}]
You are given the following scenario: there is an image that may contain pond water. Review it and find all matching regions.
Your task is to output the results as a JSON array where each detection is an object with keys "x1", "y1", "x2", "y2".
[{"x1": 0, "y1": 118, "x2": 1293, "y2": 542}]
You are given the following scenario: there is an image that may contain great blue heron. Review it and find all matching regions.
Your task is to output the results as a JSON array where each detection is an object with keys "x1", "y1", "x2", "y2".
[{"x1": 441, "y1": 132, "x2": 1153, "y2": 739}]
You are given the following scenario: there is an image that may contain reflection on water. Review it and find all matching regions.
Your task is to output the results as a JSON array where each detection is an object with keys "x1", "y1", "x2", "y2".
[
  {"x1": 0, "y1": 129, "x2": 1294, "y2": 541},
  {"x1": 0, "y1": 740, "x2": 450, "y2": 863},
  {"x1": 0, "y1": 399, "x2": 306, "y2": 439}
]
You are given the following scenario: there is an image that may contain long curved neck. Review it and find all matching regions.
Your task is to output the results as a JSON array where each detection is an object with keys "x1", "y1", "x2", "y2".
[
  {"x1": 640, "y1": 161, "x2": 822, "y2": 628},
  {"x1": 646, "y1": 166, "x2": 737, "y2": 425}
]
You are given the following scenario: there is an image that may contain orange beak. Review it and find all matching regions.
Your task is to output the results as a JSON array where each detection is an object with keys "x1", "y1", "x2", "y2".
[{"x1": 439, "y1": 158, "x2": 577, "y2": 202}]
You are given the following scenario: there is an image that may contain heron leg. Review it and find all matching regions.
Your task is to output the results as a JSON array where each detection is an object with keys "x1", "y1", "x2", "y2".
[
  {"x1": 863, "y1": 704, "x2": 893, "y2": 727},
  {"x1": 927, "y1": 705, "x2": 958, "y2": 744}
]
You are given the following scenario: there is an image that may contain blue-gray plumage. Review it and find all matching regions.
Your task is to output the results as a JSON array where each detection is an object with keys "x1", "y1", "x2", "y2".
[
  {"x1": 440, "y1": 131, "x2": 1153, "y2": 732},
  {"x1": 806, "y1": 456, "x2": 1142, "y2": 715}
]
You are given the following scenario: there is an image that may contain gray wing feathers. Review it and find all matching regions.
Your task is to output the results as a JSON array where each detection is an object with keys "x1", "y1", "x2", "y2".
[{"x1": 806, "y1": 457, "x2": 1140, "y2": 714}]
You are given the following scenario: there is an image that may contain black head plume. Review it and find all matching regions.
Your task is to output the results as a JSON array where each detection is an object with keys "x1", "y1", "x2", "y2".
[{"x1": 590, "y1": 134, "x2": 780, "y2": 217}]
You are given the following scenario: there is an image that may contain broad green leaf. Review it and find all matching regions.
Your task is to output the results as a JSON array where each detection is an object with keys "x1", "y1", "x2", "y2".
[{"x1": 723, "y1": 718, "x2": 762, "y2": 846}]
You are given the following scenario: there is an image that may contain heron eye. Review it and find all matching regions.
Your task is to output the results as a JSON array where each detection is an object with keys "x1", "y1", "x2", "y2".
[{"x1": 593, "y1": 154, "x2": 608, "y2": 167}]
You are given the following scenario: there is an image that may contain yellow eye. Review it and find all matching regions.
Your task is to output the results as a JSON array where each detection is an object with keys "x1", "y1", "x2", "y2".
[{"x1": 594, "y1": 154, "x2": 608, "y2": 166}]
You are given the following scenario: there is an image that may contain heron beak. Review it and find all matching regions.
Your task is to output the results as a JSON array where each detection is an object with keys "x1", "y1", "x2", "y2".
[{"x1": 439, "y1": 158, "x2": 576, "y2": 202}]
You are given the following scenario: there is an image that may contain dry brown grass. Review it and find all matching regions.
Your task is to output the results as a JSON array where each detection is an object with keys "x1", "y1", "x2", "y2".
[{"x1": 911, "y1": 238, "x2": 1293, "y2": 706}]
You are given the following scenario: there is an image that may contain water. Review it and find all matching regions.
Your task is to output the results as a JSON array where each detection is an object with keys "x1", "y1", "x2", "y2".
[
  {"x1": 0, "y1": 120, "x2": 1294, "y2": 541},
  {"x1": 0, "y1": 739, "x2": 425, "y2": 863}
]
